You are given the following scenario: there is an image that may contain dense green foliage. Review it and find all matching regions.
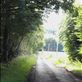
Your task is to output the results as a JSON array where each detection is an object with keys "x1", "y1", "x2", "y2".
[
  {"x1": 1, "y1": 55, "x2": 36, "y2": 82},
  {"x1": 1, "y1": 0, "x2": 43, "y2": 62},
  {"x1": 1, "y1": 0, "x2": 74, "y2": 62},
  {"x1": 75, "y1": 7, "x2": 82, "y2": 55},
  {"x1": 20, "y1": 26, "x2": 44, "y2": 54},
  {"x1": 59, "y1": 6, "x2": 82, "y2": 62},
  {"x1": 1, "y1": 0, "x2": 82, "y2": 82}
]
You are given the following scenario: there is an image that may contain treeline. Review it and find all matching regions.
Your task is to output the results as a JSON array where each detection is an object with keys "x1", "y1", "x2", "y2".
[
  {"x1": 1, "y1": 0, "x2": 74, "y2": 63},
  {"x1": 60, "y1": 5, "x2": 82, "y2": 62},
  {"x1": 44, "y1": 38, "x2": 63, "y2": 52}
]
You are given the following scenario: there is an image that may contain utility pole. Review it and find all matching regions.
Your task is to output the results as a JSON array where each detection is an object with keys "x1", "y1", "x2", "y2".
[
  {"x1": 48, "y1": 43, "x2": 50, "y2": 51},
  {"x1": 56, "y1": 39, "x2": 59, "y2": 52},
  {"x1": 56, "y1": 28, "x2": 59, "y2": 52}
]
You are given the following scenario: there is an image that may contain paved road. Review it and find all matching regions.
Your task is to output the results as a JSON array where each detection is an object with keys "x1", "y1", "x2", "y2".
[{"x1": 26, "y1": 56, "x2": 80, "y2": 82}]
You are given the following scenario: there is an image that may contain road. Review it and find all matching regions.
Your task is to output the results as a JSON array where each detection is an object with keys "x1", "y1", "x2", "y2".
[{"x1": 26, "y1": 54, "x2": 80, "y2": 82}]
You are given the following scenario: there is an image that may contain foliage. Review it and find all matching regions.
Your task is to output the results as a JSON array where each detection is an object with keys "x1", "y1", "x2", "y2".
[
  {"x1": 1, "y1": 55, "x2": 36, "y2": 82},
  {"x1": 44, "y1": 38, "x2": 57, "y2": 51},
  {"x1": 19, "y1": 26, "x2": 44, "y2": 54},
  {"x1": 1, "y1": 0, "x2": 74, "y2": 62},
  {"x1": 53, "y1": 55, "x2": 82, "y2": 75},
  {"x1": 59, "y1": 6, "x2": 82, "y2": 62},
  {"x1": 44, "y1": 38, "x2": 63, "y2": 51},
  {"x1": 75, "y1": 6, "x2": 82, "y2": 55}
]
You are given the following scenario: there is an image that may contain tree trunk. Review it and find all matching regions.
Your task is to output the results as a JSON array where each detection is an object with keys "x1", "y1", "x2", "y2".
[{"x1": 1, "y1": 0, "x2": 10, "y2": 62}]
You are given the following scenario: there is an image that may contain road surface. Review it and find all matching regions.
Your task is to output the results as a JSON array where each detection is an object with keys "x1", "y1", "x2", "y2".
[{"x1": 26, "y1": 55, "x2": 80, "y2": 82}]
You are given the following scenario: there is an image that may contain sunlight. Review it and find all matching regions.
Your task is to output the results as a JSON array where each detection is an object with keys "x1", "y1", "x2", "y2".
[
  {"x1": 75, "y1": 0, "x2": 82, "y2": 5},
  {"x1": 43, "y1": 9, "x2": 65, "y2": 40},
  {"x1": 1, "y1": 0, "x2": 82, "y2": 82}
]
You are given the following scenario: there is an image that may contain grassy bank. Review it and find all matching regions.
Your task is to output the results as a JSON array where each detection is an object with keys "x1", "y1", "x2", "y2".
[
  {"x1": 1, "y1": 55, "x2": 36, "y2": 82},
  {"x1": 53, "y1": 56, "x2": 82, "y2": 76},
  {"x1": 43, "y1": 53, "x2": 82, "y2": 77}
]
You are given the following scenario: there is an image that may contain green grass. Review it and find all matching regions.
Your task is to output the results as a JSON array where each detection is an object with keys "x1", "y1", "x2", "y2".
[
  {"x1": 65, "y1": 61, "x2": 82, "y2": 75},
  {"x1": 53, "y1": 56, "x2": 82, "y2": 76},
  {"x1": 54, "y1": 59, "x2": 64, "y2": 65},
  {"x1": 1, "y1": 55, "x2": 36, "y2": 82}
]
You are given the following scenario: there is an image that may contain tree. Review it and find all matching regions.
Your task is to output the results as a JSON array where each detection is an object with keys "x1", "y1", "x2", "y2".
[
  {"x1": 75, "y1": 6, "x2": 82, "y2": 61},
  {"x1": 59, "y1": 6, "x2": 82, "y2": 62},
  {"x1": 1, "y1": 0, "x2": 74, "y2": 62},
  {"x1": 19, "y1": 26, "x2": 44, "y2": 55},
  {"x1": 44, "y1": 38, "x2": 63, "y2": 51}
]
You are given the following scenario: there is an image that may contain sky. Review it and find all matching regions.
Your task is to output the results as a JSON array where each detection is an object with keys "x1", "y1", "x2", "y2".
[
  {"x1": 43, "y1": 9, "x2": 64, "y2": 31},
  {"x1": 43, "y1": 0, "x2": 82, "y2": 39},
  {"x1": 75, "y1": 0, "x2": 82, "y2": 5},
  {"x1": 43, "y1": 9, "x2": 65, "y2": 39}
]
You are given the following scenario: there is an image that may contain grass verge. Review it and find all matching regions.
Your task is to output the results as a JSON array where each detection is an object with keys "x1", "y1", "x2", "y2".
[
  {"x1": 53, "y1": 56, "x2": 82, "y2": 78},
  {"x1": 1, "y1": 55, "x2": 36, "y2": 82}
]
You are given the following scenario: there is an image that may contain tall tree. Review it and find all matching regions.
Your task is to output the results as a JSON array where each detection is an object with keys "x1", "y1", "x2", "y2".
[
  {"x1": 1, "y1": 0, "x2": 74, "y2": 62},
  {"x1": 59, "y1": 6, "x2": 82, "y2": 62}
]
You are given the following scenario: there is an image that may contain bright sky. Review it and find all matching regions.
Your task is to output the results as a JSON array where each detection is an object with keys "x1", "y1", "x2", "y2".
[
  {"x1": 43, "y1": 0, "x2": 82, "y2": 39},
  {"x1": 75, "y1": 0, "x2": 82, "y2": 5},
  {"x1": 43, "y1": 10, "x2": 64, "y2": 31},
  {"x1": 43, "y1": 9, "x2": 65, "y2": 39}
]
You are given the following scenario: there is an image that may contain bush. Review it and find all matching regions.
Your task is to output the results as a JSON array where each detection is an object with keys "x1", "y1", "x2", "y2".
[{"x1": 1, "y1": 55, "x2": 36, "y2": 82}]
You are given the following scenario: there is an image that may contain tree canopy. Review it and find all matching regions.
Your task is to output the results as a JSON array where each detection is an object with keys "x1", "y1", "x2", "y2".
[
  {"x1": 1, "y1": 0, "x2": 74, "y2": 62},
  {"x1": 59, "y1": 5, "x2": 82, "y2": 62}
]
